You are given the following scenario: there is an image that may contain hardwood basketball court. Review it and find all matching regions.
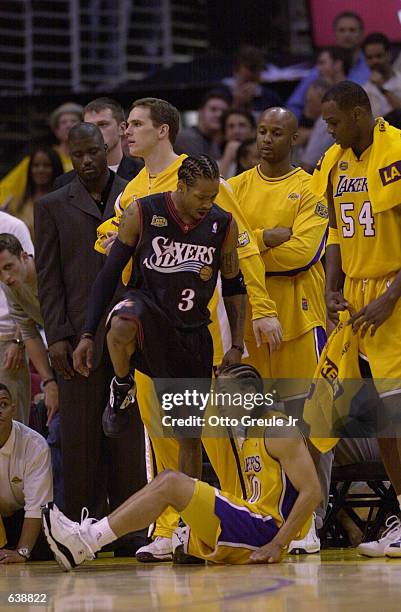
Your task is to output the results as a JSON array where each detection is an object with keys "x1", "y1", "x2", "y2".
[{"x1": 1, "y1": 550, "x2": 400, "y2": 611}]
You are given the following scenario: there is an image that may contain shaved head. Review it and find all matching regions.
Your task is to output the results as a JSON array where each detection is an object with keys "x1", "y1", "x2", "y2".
[
  {"x1": 68, "y1": 122, "x2": 104, "y2": 145},
  {"x1": 260, "y1": 107, "x2": 298, "y2": 133},
  {"x1": 257, "y1": 107, "x2": 298, "y2": 171}
]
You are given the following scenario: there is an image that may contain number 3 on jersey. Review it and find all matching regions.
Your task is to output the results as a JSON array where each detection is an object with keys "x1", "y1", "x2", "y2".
[
  {"x1": 178, "y1": 288, "x2": 195, "y2": 311},
  {"x1": 340, "y1": 200, "x2": 375, "y2": 237}
]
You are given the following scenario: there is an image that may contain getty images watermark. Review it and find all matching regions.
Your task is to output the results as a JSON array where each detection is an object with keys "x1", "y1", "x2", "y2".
[{"x1": 159, "y1": 388, "x2": 299, "y2": 429}]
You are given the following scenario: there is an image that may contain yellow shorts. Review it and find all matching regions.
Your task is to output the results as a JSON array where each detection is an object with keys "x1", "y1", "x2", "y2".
[
  {"x1": 243, "y1": 327, "x2": 326, "y2": 400},
  {"x1": 181, "y1": 480, "x2": 280, "y2": 564},
  {"x1": 345, "y1": 276, "x2": 401, "y2": 395}
]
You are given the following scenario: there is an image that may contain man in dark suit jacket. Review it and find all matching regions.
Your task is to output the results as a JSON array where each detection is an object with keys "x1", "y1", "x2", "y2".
[
  {"x1": 54, "y1": 97, "x2": 143, "y2": 188},
  {"x1": 34, "y1": 123, "x2": 146, "y2": 534}
]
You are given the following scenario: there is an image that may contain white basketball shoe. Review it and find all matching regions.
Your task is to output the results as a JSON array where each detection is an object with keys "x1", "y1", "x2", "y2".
[
  {"x1": 357, "y1": 515, "x2": 401, "y2": 557},
  {"x1": 42, "y1": 502, "x2": 97, "y2": 571},
  {"x1": 288, "y1": 513, "x2": 321, "y2": 555}
]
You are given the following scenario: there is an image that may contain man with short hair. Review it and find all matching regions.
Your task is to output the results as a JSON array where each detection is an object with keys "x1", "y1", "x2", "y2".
[
  {"x1": 174, "y1": 91, "x2": 230, "y2": 158},
  {"x1": 362, "y1": 33, "x2": 401, "y2": 118},
  {"x1": 221, "y1": 46, "x2": 282, "y2": 114},
  {"x1": 55, "y1": 98, "x2": 143, "y2": 188},
  {"x1": 316, "y1": 47, "x2": 353, "y2": 85},
  {"x1": 228, "y1": 108, "x2": 329, "y2": 553},
  {"x1": 0, "y1": 233, "x2": 58, "y2": 426},
  {"x1": 302, "y1": 49, "x2": 351, "y2": 172},
  {"x1": 219, "y1": 109, "x2": 256, "y2": 179},
  {"x1": 0, "y1": 383, "x2": 53, "y2": 563},
  {"x1": 311, "y1": 80, "x2": 401, "y2": 557},
  {"x1": 34, "y1": 124, "x2": 146, "y2": 536},
  {"x1": 287, "y1": 11, "x2": 369, "y2": 119},
  {"x1": 0, "y1": 212, "x2": 33, "y2": 424},
  {"x1": 94, "y1": 96, "x2": 282, "y2": 562}
]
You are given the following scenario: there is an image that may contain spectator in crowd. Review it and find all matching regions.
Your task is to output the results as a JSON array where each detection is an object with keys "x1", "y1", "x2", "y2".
[
  {"x1": 301, "y1": 49, "x2": 350, "y2": 173},
  {"x1": 287, "y1": 11, "x2": 369, "y2": 119},
  {"x1": 219, "y1": 109, "x2": 256, "y2": 178},
  {"x1": 0, "y1": 103, "x2": 82, "y2": 207},
  {"x1": 362, "y1": 33, "x2": 401, "y2": 118},
  {"x1": 235, "y1": 138, "x2": 259, "y2": 175},
  {"x1": 174, "y1": 90, "x2": 230, "y2": 158},
  {"x1": 316, "y1": 46, "x2": 353, "y2": 85},
  {"x1": 55, "y1": 98, "x2": 143, "y2": 188},
  {"x1": 298, "y1": 80, "x2": 332, "y2": 171},
  {"x1": 221, "y1": 46, "x2": 281, "y2": 114},
  {"x1": 0, "y1": 233, "x2": 59, "y2": 426},
  {"x1": 0, "y1": 383, "x2": 53, "y2": 563},
  {"x1": 3, "y1": 146, "x2": 64, "y2": 238},
  {"x1": 34, "y1": 124, "x2": 146, "y2": 550},
  {"x1": 0, "y1": 213, "x2": 34, "y2": 424}
]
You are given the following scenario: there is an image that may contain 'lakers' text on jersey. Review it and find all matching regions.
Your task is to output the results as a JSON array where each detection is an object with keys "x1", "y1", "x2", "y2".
[
  {"x1": 130, "y1": 192, "x2": 231, "y2": 330},
  {"x1": 331, "y1": 148, "x2": 401, "y2": 279},
  {"x1": 241, "y1": 424, "x2": 299, "y2": 526}
]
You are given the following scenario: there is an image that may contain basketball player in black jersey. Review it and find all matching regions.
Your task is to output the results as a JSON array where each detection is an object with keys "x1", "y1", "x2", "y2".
[{"x1": 73, "y1": 155, "x2": 247, "y2": 479}]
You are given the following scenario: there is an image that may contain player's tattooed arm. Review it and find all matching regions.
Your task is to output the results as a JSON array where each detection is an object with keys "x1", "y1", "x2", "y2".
[
  {"x1": 220, "y1": 217, "x2": 240, "y2": 278},
  {"x1": 220, "y1": 218, "x2": 247, "y2": 365},
  {"x1": 118, "y1": 200, "x2": 141, "y2": 248},
  {"x1": 325, "y1": 178, "x2": 348, "y2": 324}
]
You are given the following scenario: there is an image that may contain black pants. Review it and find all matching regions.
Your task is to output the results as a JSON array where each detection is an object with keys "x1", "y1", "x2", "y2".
[
  {"x1": 58, "y1": 353, "x2": 147, "y2": 522},
  {"x1": 2, "y1": 510, "x2": 52, "y2": 561}
]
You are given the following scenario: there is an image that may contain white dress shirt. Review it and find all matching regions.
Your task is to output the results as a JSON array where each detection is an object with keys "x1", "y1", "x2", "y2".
[{"x1": 0, "y1": 420, "x2": 53, "y2": 519}]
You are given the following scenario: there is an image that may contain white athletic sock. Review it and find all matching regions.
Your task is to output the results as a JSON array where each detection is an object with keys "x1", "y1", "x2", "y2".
[
  {"x1": 397, "y1": 494, "x2": 401, "y2": 513},
  {"x1": 86, "y1": 517, "x2": 117, "y2": 552}
]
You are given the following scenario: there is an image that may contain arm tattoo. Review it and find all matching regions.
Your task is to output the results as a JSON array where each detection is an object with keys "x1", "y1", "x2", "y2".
[
  {"x1": 118, "y1": 204, "x2": 139, "y2": 247},
  {"x1": 221, "y1": 249, "x2": 239, "y2": 277}
]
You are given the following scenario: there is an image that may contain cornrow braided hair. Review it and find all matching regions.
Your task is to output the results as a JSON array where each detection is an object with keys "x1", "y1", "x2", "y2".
[
  {"x1": 217, "y1": 363, "x2": 263, "y2": 394},
  {"x1": 178, "y1": 154, "x2": 220, "y2": 187}
]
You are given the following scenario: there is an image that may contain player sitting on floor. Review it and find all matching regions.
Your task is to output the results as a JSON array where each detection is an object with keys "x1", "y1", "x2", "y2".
[{"x1": 42, "y1": 363, "x2": 322, "y2": 569}]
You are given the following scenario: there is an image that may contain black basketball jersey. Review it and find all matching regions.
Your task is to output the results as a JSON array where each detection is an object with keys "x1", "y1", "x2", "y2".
[{"x1": 129, "y1": 192, "x2": 232, "y2": 330}]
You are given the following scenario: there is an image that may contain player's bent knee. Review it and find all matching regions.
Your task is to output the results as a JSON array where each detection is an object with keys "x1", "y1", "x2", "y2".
[
  {"x1": 156, "y1": 470, "x2": 193, "y2": 506},
  {"x1": 109, "y1": 316, "x2": 138, "y2": 341}
]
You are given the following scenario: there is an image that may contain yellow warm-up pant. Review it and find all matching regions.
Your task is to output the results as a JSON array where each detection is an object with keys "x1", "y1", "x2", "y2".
[{"x1": 136, "y1": 371, "x2": 246, "y2": 539}]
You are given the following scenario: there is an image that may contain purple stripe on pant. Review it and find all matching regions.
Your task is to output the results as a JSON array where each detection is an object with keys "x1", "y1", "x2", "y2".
[{"x1": 215, "y1": 494, "x2": 279, "y2": 547}]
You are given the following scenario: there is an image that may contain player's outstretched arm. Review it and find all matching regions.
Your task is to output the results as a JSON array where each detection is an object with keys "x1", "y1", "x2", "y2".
[
  {"x1": 250, "y1": 428, "x2": 322, "y2": 563},
  {"x1": 325, "y1": 180, "x2": 348, "y2": 324},
  {"x1": 73, "y1": 202, "x2": 141, "y2": 376},
  {"x1": 219, "y1": 218, "x2": 247, "y2": 367}
]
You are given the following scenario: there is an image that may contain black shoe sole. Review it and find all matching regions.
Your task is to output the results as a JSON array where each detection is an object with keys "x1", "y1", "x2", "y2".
[
  {"x1": 173, "y1": 545, "x2": 205, "y2": 565},
  {"x1": 102, "y1": 404, "x2": 130, "y2": 438},
  {"x1": 135, "y1": 552, "x2": 173, "y2": 563},
  {"x1": 42, "y1": 503, "x2": 76, "y2": 571}
]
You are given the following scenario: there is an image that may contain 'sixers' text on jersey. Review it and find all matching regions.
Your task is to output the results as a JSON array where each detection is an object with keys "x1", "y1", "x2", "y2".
[{"x1": 129, "y1": 192, "x2": 232, "y2": 330}]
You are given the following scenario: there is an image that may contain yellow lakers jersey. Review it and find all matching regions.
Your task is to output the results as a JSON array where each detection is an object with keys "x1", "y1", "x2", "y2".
[
  {"x1": 229, "y1": 166, "x2": 327, "y2": 341},
  {"x1": 241, "y1": 424, "x2": 308, "y2": 534},
  {"x1": 331, "y1": 147, "x2": 401, "y2": 279}
]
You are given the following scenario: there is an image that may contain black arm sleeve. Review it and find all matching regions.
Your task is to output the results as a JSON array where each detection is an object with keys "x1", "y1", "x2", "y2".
[
  {"x1": 221, "y1": 270, "x2": 247, "y2": 297},
  {"x1": 83, "y1": 238, "x2": 136, "y2": 335}
]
